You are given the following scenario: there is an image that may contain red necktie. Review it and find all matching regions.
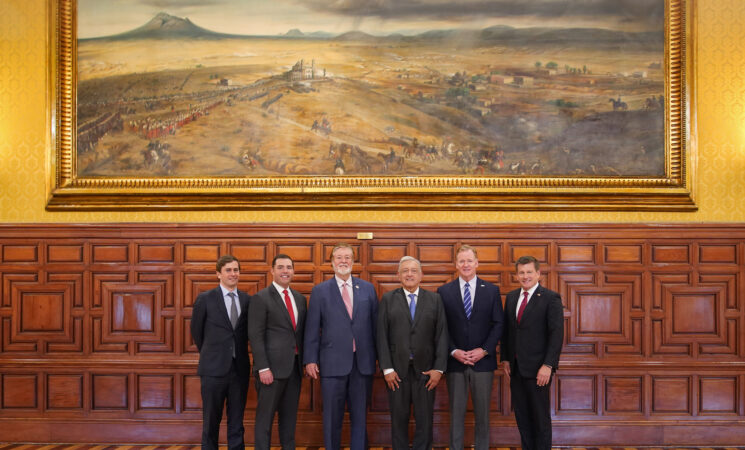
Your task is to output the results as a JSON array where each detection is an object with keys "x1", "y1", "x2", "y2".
[
  {"x1": 517, "y1": 291, "x2": 529, "y2": 324},
  {"x1": 283, "y1": 289, "x2": 296, "y2": 329}
]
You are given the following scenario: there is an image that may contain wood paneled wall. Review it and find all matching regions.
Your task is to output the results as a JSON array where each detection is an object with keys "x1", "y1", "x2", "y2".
[{"x1": 1, "y1": 223, "x2": 744, "y2": 445}]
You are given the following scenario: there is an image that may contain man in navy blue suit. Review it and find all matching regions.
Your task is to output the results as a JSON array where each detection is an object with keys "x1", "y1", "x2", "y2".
[
  {"x1": 190, "y1": 255, "x2": 251, "y2": 450},
  {"x1": 303, "y1": 243, "x2": 378, "y2": 450},
  {"x1": 438, "y1": 245, "x2": 504, "y2": 450}
]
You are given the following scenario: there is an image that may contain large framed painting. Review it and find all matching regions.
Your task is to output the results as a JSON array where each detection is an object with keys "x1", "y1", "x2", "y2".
[{"x1": 47, "y1": 0, "x2": 696, "y2": 210}]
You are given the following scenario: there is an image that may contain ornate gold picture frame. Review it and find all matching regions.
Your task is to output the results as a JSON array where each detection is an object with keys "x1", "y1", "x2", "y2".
[{"x1": 47, "y1": 0, "x2": 695, "y2": 211}]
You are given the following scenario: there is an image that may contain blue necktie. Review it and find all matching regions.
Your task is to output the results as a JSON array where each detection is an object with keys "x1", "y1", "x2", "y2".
[
  {"x1": 463, "y1": 283, "x2": 472, "y2": 319},
  {"x1": 409, "y1": 293, "x2": 416, "y2": 320}
]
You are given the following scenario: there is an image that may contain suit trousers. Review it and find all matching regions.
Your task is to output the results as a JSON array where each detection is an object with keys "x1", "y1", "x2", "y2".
[
  {"x1": 253, "y1": 356, "x2": 302, "y2": 450},
  {"x1": 200, "y1": 359, "x2": 248, "y2": 450},
  {"x1": 320, "y1": 357, "x2": 371, "y2": 450},
  {"x1": 510, "y1": 360, "x2": 553, "y2": 450},
  {"x1": 388, "y1": 362, "x2": 436, "y2": 450},
  {"x1": 447, "y1": 368, "x2": 494, "y2": 450}
]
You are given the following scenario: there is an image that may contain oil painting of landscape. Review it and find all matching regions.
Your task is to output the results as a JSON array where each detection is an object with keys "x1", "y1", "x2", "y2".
[{"x1": 76, "y1": 0, "x2": 667, "y2": 179}]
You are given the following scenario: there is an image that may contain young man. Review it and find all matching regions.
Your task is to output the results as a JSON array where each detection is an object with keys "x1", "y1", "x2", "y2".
[
  {"x1": 248, "y1": 254, "x2": 307, "y2": 450},
  {"x1": 501, "y1": 255, "x2": 564, "y2": 450},
  {"x1": 377, "y1": 256, "x2": 449, "y2": 450},
  {"x1": 303, "y1": 243, "x2": 378, "y2": 450},
  {"x1": 438, "y1": 245, "x2": 504, "y2": 450},
  {"x1": 190, "y1": 255, "x2": 251, "y2": 450}
]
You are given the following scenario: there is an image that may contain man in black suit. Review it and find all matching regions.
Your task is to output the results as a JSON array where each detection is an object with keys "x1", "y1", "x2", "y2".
[
  {"x1": 500, "y1": 255, "x2": 564, "y2": 450},
  {"x1": 437, "y1": 245, "x2": 503, "y2": 450},
  {"x1": 248, "y1": 254, "x2": 307, "y2": 450},
  {"x1": 190, "y1": 255, "x2": 251, "y2": 450},
  {"x1": 377, "y1": 256, "x2": 449, "y2": 450}
]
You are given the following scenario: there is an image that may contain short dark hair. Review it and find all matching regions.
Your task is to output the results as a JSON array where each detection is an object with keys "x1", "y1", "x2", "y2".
[
  {"x1": 216, "y1": 254, "x2": 240, "y2": 272},
  {"x1": 272, "y1": 253, "x2": 294, "y2": 267},
  {"x1": 515, "y1": 255, "x2": 540, "y2": 271}
]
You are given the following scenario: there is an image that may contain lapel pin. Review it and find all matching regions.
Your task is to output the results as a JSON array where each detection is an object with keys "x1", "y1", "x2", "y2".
[{"x1": 355, "y1": 284, "x2": 360, "y2": 289}]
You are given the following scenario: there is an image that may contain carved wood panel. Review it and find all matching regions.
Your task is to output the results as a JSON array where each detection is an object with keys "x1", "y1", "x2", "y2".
[{"x1": 1, "y1": 224, "x2": 745, "y2": 446}]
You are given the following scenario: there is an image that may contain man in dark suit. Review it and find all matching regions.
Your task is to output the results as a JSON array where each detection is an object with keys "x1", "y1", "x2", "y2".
[
  {"x1": 190, "y1": 255, "x2": 251, "y2": 450},
  {"x1": 437, "y1": 245, "x2": 504, "y2": 450},
  {"x1": 377, "y1": 256, "x2": 449, "y2": 450},
  {"x1": 248, "y1": 254, "x2": 307, "y2": 450},
  {"x1": 303, "y1": 243, "x2": 378, "y2": 450},
  {"x1": 500, "y1": 255, "x2": 564, "y2": 450}
]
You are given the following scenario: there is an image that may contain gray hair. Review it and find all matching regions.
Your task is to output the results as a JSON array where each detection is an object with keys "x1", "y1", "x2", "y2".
[{"x1": 398, "y1": 255, "x2": 422, "y2": 272}]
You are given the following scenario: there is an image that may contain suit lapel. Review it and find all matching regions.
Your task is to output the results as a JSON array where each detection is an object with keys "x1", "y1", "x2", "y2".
[
  {"x1": 507, "y1": 290, "x2": 519, "y2": 326},
  {"x1": 521, "y1": 286, "x2": 543, "y2": 324},
  {"x1": 292, "y1": 288, "x2": 306, "y2": 330},
  {"x1": 412, "y1": 289, "x2": 425, "y2": 328},
  {"x1": 330, "y1": 278, "x2": 352, "y2": 322},
  {"x1": 449, "y1": 280, "x2": 468, "y2": 321},
  {"x1": 269, "y1": 287, "x2": 295, "y2": 329},
  {"x1": 214, "y1": 287, "x2": 233, "y2": 329}
]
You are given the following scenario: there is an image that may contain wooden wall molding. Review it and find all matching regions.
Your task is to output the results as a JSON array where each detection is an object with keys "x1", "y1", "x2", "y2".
[{"x1": 1, "y1": 223, "x2": 745, "y2": 445}]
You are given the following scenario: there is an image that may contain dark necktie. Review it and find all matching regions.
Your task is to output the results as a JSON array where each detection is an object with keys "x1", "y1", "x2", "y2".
[
  {"x1": 517, "y1": 291, "x2": 528, "y2": 324},
  {"x1": 228, "y1": 291, "x2": 238, "y2": 329},
  {"x1": 463, "y1": 282, "x2": 472, "y2": 319}
]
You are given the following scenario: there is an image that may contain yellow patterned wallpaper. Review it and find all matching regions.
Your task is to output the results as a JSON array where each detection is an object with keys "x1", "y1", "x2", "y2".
[{"x1": 1, "y1": 0, "x2": 743, "y2": 223}]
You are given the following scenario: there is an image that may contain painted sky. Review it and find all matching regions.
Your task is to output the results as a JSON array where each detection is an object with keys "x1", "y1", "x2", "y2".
[{"x1": 78, "y1": 0, "x2": 664, "y2": 38}]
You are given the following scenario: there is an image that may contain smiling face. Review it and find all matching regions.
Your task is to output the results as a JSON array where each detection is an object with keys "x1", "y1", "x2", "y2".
[
  {"x1": 398, "y1": 259, "x2": 423, "y2": 293},
  {"x1": 456, "y1": 248, "x2": 479, "y2": 282},
  {"x1": 217, "y1": 260, "x2": 240, "y2": 291},
  {"x1": 271, "y1": 257, "x2": 294, "y2": 289},
  {"x1": 331, "y1": 246, "x2": 354, "y2": 280},
  {"x1": 516, "y1": 261, "x2": 540, "y2": 291}
]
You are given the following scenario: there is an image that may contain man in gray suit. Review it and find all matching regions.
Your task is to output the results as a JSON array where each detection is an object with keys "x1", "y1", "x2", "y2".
[
  {"x1": 248, "y1": 254, "x2": 307, "y2": 450},
  {"x1": 377, "y1": 256, "x2": 449, "y2": 450}
]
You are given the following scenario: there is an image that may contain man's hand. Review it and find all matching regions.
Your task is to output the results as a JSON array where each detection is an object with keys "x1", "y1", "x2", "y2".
[
  {"x1": 259, "y1": 369, "x2": 274, "y2": 385},
  {"x1": 452, "y1": 349, "x2": 473, "y2": 365},
  {"x1": 305, "y1": 363, "x2": 319, "y2": 379},
  {"x1": 422, "y1": 370, "x2": 442, "y2": 390},
  {"x1": 385, "y1": 371, "x2": 401, "y2": 391},
  {"x1": 536, "y1": 364, "x2": 552, "y2": 386},
  {"x1": 465, "y1": 348, "x2": 487, "y2": 364},
  {"x1": 502, "y1": 361, "x2": 511, "y2": 380}
]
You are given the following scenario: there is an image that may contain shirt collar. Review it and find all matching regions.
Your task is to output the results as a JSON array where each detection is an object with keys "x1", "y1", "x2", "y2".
[
  {"x1": 520, "y1": 283, "x2": 540, "y2": 298},
  {"x1": 220, "y1": 285, "x2": 236, "y2": 297},
  {"x1": 403, "y1": 287, "x2": 420, "y2": 298},
  {"x1": 336, "y1": 275, "x2": 353, "y2": 288},
  {"x1": 273, "y1": 281, "x2": 291, "y2": 296},
  {"x1": 459, "y1": 276, "x2": 477, "y2": 291}
]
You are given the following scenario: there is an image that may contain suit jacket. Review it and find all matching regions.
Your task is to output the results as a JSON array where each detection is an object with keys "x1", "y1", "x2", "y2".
[
  {"x1": 500, "y1": 284, "x2": 563, "y2": 378},
  {"x1": 303, "y1": 276, "x2": 378, "y2": 377},
  {"x1": 377, "y1": 287, "x2": 449, "y2": 376},
  {"x1": 191, "y1": 286, "x2": 251, "y2": 377},
  {"x1": 248, "y1": 285, "x2": 307, "y2": 379},
  {"x1": 438, "y1": 277, "x2": 504, "y2": 372}
]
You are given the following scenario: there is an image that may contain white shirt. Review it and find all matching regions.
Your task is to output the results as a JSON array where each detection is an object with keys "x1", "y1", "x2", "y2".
[
  {"x1": 336, "y1": 275, "x2": 354, "y2": 307},
  {"x1": 273, "y1": 281, "x2": 298, "y2": 320},
  {"x1": 516, "y1": 283, "x2": 540, "y2": 319},
  {"x1": 220, "y1": 285, "x2": 241, "y2": 318},
  {"x1": 459, "y1": 276, "x2": 477, "y2": 306},
  {"x1": 403, "y1": 287, "x2": 420, "y2": 306}
]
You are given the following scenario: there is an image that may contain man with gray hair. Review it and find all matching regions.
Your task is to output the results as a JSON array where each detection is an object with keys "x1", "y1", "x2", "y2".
[{"x1": 377, "y1": 256, "x2": 449, "y2": 450}]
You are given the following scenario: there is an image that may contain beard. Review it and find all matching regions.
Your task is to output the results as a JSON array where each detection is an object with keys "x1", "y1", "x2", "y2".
[{"x1": 334, "y1": 264, "x2": 352, "y2": 277}]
